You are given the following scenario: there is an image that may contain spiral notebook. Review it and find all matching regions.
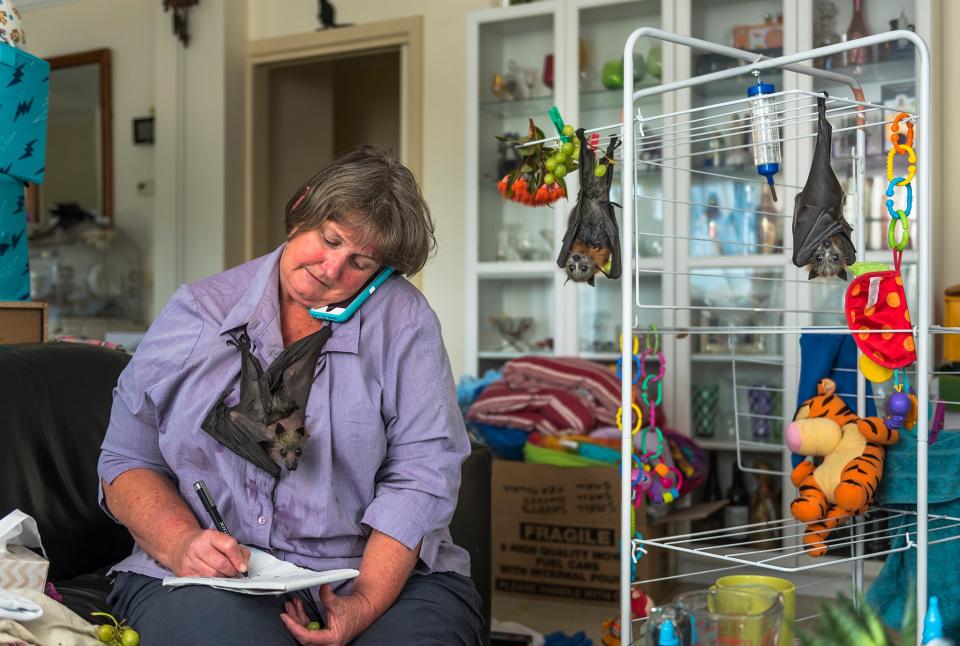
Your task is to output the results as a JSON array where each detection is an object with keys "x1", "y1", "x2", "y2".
[{"x1": 162, "y1": 546, "x2": 359, "y2": 595}]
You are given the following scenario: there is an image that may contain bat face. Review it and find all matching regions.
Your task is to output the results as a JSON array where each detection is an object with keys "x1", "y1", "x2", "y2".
[
  {"x1": 267, "y1": 422, "x2": 307, "y2": 471},
  {"x1": 564, "y1": 251, "x2": 599, "y2": 284},
  {"x1": 806, "y1": 236, "x2": 850, "y2": 281},
  {"x1": 563, "y1": 242, "x2": 610, "y2": 286}
]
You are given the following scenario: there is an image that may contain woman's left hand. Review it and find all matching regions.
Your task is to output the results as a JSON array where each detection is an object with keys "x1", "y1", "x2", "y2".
[{"x1": 280, "y1": 585, "x2": 377, "y2": 646}]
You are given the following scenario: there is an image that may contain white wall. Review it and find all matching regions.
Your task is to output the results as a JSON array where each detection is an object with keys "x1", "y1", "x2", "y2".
[
  {"x1": 23, "y1": 0, "x2": 156, "y2": 322},
  {"x1": 249, "y1": 0, "x2": 495, "y2": 378}
]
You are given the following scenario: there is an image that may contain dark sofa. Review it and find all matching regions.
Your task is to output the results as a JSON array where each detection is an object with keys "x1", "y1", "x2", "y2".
[{"x1": 1, "y1": 342, "x2": 490, "y2": 640}]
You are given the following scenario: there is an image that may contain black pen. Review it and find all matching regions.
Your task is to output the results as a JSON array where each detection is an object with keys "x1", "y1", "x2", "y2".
[{"x1": 193, "y1": 480, "x2": 248, "y2": 577}]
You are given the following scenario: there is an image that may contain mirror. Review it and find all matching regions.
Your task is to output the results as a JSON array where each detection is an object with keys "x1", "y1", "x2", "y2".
[{"x1": 28, "y1": 48, "x2": 112, "y2": 223}]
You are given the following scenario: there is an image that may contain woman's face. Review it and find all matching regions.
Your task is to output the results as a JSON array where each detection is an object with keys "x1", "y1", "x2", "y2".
[{"x1": 280, "y1": 220, "x2": 380, "y2": 309}]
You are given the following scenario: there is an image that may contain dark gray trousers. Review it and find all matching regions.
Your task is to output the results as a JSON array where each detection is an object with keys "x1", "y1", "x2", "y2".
[{"x1": 108, "y1": 570, "x2": 483, "y2": 646}]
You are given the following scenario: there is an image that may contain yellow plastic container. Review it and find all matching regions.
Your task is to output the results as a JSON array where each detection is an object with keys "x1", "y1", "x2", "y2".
[{"x1": 946, "y1": 285, "x2": 960, "y2": 363}]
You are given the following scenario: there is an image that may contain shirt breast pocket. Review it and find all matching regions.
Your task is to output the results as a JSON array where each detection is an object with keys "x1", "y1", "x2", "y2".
[{"x1": 333, "y1": 416, "x2": 386, "y2": 462}]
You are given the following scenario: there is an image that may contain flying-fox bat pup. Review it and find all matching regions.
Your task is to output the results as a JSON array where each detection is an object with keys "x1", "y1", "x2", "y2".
[
  {"x1": 791, "y1": 94, "x2": 857, "y2": 281},
  {"x1": 557, "y1": 129, "x2": 622, "y2": 286}
]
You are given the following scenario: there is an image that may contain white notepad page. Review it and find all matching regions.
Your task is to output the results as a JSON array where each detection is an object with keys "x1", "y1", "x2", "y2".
[{"x1": 162, "y1": 546, "x2": 359, "y2": 595}]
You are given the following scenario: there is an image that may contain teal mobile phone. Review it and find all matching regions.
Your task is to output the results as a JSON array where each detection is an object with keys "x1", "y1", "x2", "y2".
[{"x1": 307, "y1": 266, "x2": 395, "y2": 322}]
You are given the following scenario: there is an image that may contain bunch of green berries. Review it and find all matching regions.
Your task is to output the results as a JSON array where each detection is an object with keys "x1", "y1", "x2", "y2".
[
  {"x1": 543, "y1": 125, "x2": 581, "y2": 186},
  {"x1": 92, "y1": 612, "x2": 140, "y2": 646}
]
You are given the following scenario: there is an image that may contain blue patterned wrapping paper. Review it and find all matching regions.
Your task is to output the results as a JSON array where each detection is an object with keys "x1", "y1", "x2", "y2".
[
  {"x1": 0, "y1": 43, "x2": 49, "y2": 183},
  {"x1": 0, "y1": 43, "x2": 49, "y2": 300},
  {"x1": 0, "y1": 177, "x2": 28, "y2": 299}
]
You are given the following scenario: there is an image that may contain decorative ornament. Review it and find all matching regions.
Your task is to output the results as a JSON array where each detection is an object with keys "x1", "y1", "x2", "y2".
[
  {"x1": 496, "y1": 117, "x2": 574, "y2": 207},
  {"x1": 162, "y1": 0, "x2": 199, "y2": 47}
]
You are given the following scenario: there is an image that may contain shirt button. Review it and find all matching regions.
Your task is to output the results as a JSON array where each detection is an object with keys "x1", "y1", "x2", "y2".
[{"x1": 257, "y1": 515, "x2": 266, "y2": 525}]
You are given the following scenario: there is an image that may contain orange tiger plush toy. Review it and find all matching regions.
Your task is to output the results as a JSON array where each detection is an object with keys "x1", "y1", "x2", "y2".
[{"x1": 785, "y1": 378, "x2": 897, "y2": 556}]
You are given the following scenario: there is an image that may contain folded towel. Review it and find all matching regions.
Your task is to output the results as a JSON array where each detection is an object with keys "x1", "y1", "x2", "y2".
[
  {"x1": 467, "y1": 381, "x2": 594, "y2": 435},
  {"x1": 502, "y1": 357, "x2": 622, "y2": 427},
  {"x1": 866, "y1": 427, "x2": 960, "y2": 637}
]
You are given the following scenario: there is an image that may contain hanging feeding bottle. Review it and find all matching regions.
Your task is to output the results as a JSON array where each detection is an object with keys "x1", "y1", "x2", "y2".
[{"x1": 747, "y1": 79, "x2": 782, "y2": 201}]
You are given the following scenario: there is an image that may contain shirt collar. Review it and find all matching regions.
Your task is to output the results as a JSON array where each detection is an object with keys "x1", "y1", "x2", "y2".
[{"x1": 218, "y1": 244, "x2": 360, "y2": 355}]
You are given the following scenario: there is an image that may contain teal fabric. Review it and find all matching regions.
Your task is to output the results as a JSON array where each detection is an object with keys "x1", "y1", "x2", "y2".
[{"x1": 866, "y1": 428, "x2": 960, "y2": 639}]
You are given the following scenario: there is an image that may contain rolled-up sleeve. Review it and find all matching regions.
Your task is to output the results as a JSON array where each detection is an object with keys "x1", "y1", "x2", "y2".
[
  {"x1": 360, "y1": 303, "x2": 470, "y2": 569},
  {"x1": 97, "y1": 285, "x2": 203, "y2": 521}
]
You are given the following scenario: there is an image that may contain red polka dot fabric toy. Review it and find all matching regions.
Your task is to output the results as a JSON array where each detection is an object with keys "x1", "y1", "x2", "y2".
[
  {"x1": 845, "y1": 112, "x2": 917, "y2": 377},
  {"x1": 845, "y1": 271, "x2": 916, "y2": 369}
]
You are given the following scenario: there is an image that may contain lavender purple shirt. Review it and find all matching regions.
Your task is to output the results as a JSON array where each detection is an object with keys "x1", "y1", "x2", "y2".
[{"x1": 97, "y1": 245, "x2": 471, "y2": 585}]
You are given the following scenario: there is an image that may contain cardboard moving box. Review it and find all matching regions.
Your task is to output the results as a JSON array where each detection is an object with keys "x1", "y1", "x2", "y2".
[
  {"x1": 491, "y1": 460, "x2": 723, "y2": 605},
  {"x1": 492, "y1": 459, "x2": 722, "y2": 605}
]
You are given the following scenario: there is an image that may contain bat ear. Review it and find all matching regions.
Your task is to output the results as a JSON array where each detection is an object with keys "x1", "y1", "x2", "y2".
[
  {"x1": 807, "y1": 268, "x2": 818, "y2": 281},
  {"x1": 587, "y1": 275, "x2": 596, "y2": 287},
  {"x1": 275, "y1": 423, "x2": 287, "y2": 437},
  {"x1": 838, "y1": 268, "x2": 848, "y2": 281},
  {"x1": 295, "y1": 426, "x2": 306, "y2": 437}
]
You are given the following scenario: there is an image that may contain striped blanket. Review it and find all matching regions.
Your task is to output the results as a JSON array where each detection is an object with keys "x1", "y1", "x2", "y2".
[{"x1": 467, "y1": 356, "x2": 624, "y2": 435}]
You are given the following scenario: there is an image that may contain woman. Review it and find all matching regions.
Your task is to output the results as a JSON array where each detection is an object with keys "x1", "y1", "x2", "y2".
[{"x1": 97, "y1": 147, "x2": 483, "y2": 645}]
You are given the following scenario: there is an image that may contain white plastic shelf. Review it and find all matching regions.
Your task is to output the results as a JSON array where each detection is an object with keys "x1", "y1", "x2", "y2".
[{"x1": 633, "y1": 508, "x2": 960, "y2": 577}]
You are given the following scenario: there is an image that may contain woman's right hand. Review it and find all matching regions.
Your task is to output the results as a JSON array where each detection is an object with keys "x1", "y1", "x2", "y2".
[{"x1": 169, "y1": 528, "x2": 251, "y2": 577}]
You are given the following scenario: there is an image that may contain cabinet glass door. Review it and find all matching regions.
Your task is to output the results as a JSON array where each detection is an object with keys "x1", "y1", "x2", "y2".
[
  {"x1": 575, "y1": 0, "x2": 662, "y2": 357},
  {"x1": 690, "y1": 0, "x2": 786, "y2": 260},
  {"x1": 478, "y1": 276, "x2": 555, "y2": 373},
  {"x1": 808, "y1": 0, "x2": 917, "y2": 253},
  {"x1": 477, "y1": 13, "x2": 558, "y2": 266}
]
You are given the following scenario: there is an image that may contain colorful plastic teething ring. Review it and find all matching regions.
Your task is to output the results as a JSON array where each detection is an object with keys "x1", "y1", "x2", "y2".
[
  {"x1": 616, "y1": 355, "x2": 642, "y2": 384},
  {"x1": 647, "y1": 352, "x2": 667, "y2": 383},
  {"x1": 645, "y1": 326, "x2": 660, "y2": 353},
  {"x1": 890, "y1": 113, "x2": 915, "y2": 153},
  {"x1": 658, "y1": 465, "x2": 683, "y2": 491},
  {"x1": 888, "y1": 210, "x2": 910, "y2": 251},
  {"x1": 620, "y1": 333, "x2": 640, "y2": 355},
  {"x1": 616, "y1": 403, "x2": 643, "y2": 435},
  {"x1": 885, "y1": 179, "x2": 913, "y2": 219},
  {"x1": 639, "y1": 426, "x2": 664, "y2": 460},
  {"x1": 631, "y1": 454, "x2": 642, "y2": 485},
  {"x1": 886, "y1": 146, "x2": 916, "y2": 186},
  {"x1": 640, "y1": 375, "x2": 663, "y2": 407}
]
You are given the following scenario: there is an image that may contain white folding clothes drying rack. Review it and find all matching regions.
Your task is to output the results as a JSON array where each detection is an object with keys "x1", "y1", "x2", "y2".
[{"x1": 601, "y1": 28, "x2": 940, "y2": 645}]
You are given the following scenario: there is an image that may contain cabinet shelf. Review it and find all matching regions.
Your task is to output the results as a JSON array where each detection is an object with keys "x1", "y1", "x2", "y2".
[
  {"x1": 692, "y1": 353, "x2": 783, "y2": 363},
  {"x1": 823, "y1": 56, "x2": 916, "y2": 86},
  {"x1": 477, "y1": 261, "x2": 555, "y2": 277},
  {"x1": 479, "y1": 94, "x2": 555, "y2": 120},
  {"x1": 695, "y1": 438, "x2": 783, "y2": 453},
  {"x1": 479, "y1": 350, "x2": 554, "y2": 360},
  {"x1": 579, "y1": 83, "x2": 661, "y2": 112}
]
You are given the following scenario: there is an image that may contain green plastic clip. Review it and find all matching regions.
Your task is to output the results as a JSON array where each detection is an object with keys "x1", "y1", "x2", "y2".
[{"x1": 548, "y1": 106, "x2": 571, "y2": 143}]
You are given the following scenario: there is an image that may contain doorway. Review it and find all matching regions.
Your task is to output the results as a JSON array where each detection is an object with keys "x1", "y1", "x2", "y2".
[{"x1": 246, "y1": 18, "x2": 423, "y2": 264}]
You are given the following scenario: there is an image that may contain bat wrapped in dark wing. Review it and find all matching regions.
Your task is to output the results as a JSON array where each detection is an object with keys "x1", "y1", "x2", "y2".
[
  {"x1": 556, "y1": 129, "x2": 622, "y2": 286},
  {"x1": 791, "y1": 94, "x2": 857, "y2": 280},
  {"x1": 201, "y1": 325, "x2": 332, "y2": 476}
]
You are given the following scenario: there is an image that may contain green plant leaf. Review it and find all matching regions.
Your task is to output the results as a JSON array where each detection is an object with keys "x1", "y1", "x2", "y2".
[
  {"x1": 518, "y1": 145, "x2": 538, "y2": 157},
  {"x1": 900, "y1": 584, "x2": 917, "y2": 646},
  {"x1": 855, "y1": 592, "x2": 889, "y2": 646},
  {"x1": 820, "y1": 596, "x2": 872, "y2": 646}
]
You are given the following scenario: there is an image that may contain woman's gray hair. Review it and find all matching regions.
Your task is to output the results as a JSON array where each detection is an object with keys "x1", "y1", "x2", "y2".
[{"x1": 284, "y1": 146, "x2": 436, "y2": 276}]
